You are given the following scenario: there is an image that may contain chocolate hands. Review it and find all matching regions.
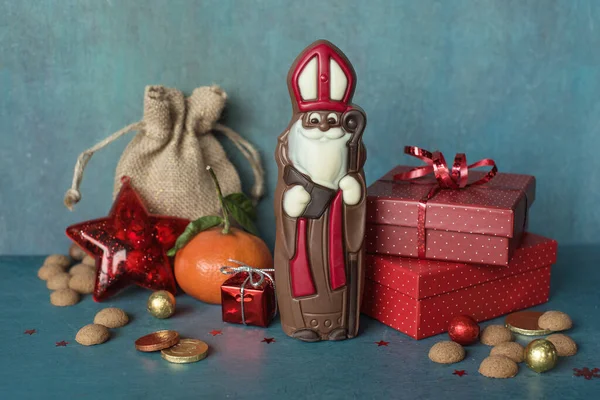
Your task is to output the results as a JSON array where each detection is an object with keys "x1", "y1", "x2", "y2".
[
  {"x1": 283, "y1": 185, "x2": 311, "y2": 217},
  {"x1": 339, "y1": 175, "x2": 361, "y2": 205},
  {"x1": 283, "y1": 175, "x2": 360, "y2": 218}
]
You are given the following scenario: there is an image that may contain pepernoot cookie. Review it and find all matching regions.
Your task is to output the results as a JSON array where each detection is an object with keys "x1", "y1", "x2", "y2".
[
  {"x1": 82, "y1": 255, "x2": 96, "y2": 267},
  {"x1": 69, "y1": 271, "x2": 96, "y2": 294},
  {"x1": 480, "y1": 325, "x2": 514, "y2": 346},
  {"x1": 428, "y1": 341, "x2": 465, "y2": 364},
  {"x1": 44, "y1": 254, "x2": 71, "y2": 268},
  {"x1": 75, "y1": 324, "x2": 110, "y2": 346},
  {"x1": 69, "y1": 243, "x2": 86, "y2": 261},
  {"x1": 38, "y1": 264, "x2": 65, "y2": 281},
  {"x1": 69, "y1": 263, "x2": 95, "y2": 275},
  {"x1": 46, "y1": 272, "x2": 71, "y2": 290},
  {"x1": 538, "y1": 311, "x2": 572, "y2": 332},
  {"x1": 490, "y1": 342, "x2": 525, "y2": 363},
  {"x1": 547, "y1": 334, "x2": 577, "y2": 356},
  {"x1": 94, "y1": 308, "x2": 129, "y2": 328},
  {"x1": 479, "y1": 355, "x2": 519, "y2": 378},
  {"x1": 50, "y1": 289, "x2": 80, "y2": 306}
]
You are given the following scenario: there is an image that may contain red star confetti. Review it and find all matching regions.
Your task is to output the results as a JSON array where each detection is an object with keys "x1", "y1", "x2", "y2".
[
  {"x1": 56, "y1": 341, "x2": 69, "y2": 347},
  {"x1": 453, "y1": 370, "x2": 467, "y2": 377},
  {"x1": 24, "y1": 329, "x2": 36, "y2": 335},
  {"x1": 209, "y1": 330, "x2": 223, "y2": 336},
  {"x1": 262, "y1": 337, "x2": 276, "y2": 344},
  {"x1": 66, "y1": 177, "x2": 189, "y2": 301},
  {"x1": 375, "y1": 340, "x2": 389, "y2": 346},
  {"x1": 573, "y1": 367, "x2": 600, "y2": 380}
]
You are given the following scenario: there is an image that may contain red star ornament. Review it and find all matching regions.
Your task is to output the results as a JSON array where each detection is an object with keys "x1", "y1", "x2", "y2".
[
  {"x1": 453, "y1": 370, "x2": 467, "y2": 377},
  {"x1": 66, "y1": 177, "x2": 189, "y2": 302},
  {"x1": 262, "y1": 337, "x2": 276, "y2": 344},
  {"x1": 56, "y1": 341, "x2": 69, "y2": 347},
  {"x1": 375, "y1": 340, "x2": 389, "y2": 347},
  {"x1": 24, "y1": 329, "x2": 36, "y2": 335},
  {"x1": 209, "y1": 330, "x2": 223, "y2": 336}
]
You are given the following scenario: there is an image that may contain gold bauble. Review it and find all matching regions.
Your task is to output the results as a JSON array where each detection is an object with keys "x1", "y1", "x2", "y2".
[
  {"x1": 524, "y1": 339, "x2": 558, "y2": 373},
  {"x1": 147, "y1": 290, "x2": 176, "y2": 319}
]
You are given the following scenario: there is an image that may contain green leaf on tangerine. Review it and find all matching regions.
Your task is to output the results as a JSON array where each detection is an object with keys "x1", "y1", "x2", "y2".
[
  {"x1": 224, "y1": 192, "x2": 256, "y2": 220},
  {"x1": 225, "y1": 200, "x2": 259, "y2": 236},
  {"x1": 167, "y1": 215, "x2": 223, "y2": 256}
]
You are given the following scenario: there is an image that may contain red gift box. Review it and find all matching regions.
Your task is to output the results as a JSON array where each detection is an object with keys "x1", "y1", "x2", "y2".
[
  {"x1": 221, "y1": 271, "x2": 276, "y2": 328},
  {"x1": 366, "y1": 165, "x2": 536, "y2": 265},
  {"x1": 361, "y1": 233, "x2": 556, "y2": 339}
]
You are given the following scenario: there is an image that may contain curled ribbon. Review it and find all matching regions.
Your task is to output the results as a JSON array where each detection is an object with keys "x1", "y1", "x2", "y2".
[
  {"x1": 220, "y1": 260, "x2": 277, "y2": 325},
  {"x1": 392, "y1": 146, "x2": 498, "y2": 259},
  {"x1": 393, "y1": 146, "x2": 497, "y2": 188}
]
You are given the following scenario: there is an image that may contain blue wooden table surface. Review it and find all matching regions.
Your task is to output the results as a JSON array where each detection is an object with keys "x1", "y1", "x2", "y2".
[{"x1": 2, "y1": 245, "x2": 599, "y2": 399}]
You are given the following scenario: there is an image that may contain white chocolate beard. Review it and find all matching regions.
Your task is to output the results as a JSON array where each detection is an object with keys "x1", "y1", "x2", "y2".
[{"x1": 287, "y1": 118, "x2": 351, "y2": 189}]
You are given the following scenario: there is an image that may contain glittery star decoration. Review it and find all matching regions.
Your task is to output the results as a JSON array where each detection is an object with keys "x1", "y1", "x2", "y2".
[
  {"x1": 375, "y1": 340, "x2": 389, "y2": 346},
  {"x1": 453, "y1": 370, "x2": 467, "y2": 377},
  {"x1": 55, "y1": 341, "x2": 68, "y2": 347},
  {"x1": 209, "y1": 330, "x2": 223, "y2": 336},
  {"x1": 24, "y1": 329, "x2": 36, "y2": 335},
  {"x1": 573, "y1": 367, "x2": 600, "y2": 380},
  {"x1": 262, "y1": 337, "x2": 276, "y2": 344},
  {"x1": 66, "y1": 177, "x2": 189, "y2": 302}
]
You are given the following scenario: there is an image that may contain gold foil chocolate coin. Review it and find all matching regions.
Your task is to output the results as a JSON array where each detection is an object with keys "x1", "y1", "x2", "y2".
[
  {"x1": 505, "y1": 311, "x2": 552, "y2": 336},
  {"x1": 135, "y1": 330, "x2": 180, "y2": 352},
  {"x1": 161, "y1": 339, "x2": 209, "y2": 364}
]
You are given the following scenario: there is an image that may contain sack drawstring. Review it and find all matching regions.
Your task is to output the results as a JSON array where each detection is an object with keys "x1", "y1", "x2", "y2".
[
  {"x1": 64, "y1": 122, "x2": 265, "y2": 210},
  {"x1": 64, "y1": 122, "x2": 144, "y2": 210},
  {"x1": 214, "y1": 123, "x2": 265, "y2": 204}
]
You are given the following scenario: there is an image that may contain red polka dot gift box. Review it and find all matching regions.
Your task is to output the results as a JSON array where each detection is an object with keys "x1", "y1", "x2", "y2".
[
  {"x1": 366, "y1": 165, "x2": 536, "y2": 266},
  {"x1": 361, "y1": 233, "x2": 556, "y2": 340}
]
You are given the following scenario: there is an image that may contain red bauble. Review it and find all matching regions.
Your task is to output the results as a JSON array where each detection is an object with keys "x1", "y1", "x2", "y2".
[
  {"x1": 448, "y1": 315, "x2": 480, "y2": 345},
  {"x1": 66, "y1": 177, "x2": 189, "y2": 301}
]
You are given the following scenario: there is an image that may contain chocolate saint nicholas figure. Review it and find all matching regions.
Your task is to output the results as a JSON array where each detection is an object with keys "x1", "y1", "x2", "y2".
[{"x1": 274, "y1": 40, "x2": 367, "y2": 342}]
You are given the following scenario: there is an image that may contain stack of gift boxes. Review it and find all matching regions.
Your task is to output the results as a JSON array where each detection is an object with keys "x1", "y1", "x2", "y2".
[{"x1": 361, "y1": 155, "x2": 557, "y2": 340}]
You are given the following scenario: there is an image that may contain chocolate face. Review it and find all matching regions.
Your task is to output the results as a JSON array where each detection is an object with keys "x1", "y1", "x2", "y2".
[
  {"x1": 273, "y1": 40, "x2": 367, "y2": 342},
  {"x1": 302, "y1": 111, "x2": 342, "y2": 131}
]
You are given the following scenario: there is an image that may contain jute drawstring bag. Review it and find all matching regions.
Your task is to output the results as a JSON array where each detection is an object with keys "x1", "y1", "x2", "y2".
[{"x1": 64, "y1": 85, "x2": 264, "y2": 220}]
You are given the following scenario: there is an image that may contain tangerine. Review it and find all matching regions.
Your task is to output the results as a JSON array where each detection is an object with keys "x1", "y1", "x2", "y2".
[{"x1": 174, "y1": 227, "x2": 273, "y2": 304}]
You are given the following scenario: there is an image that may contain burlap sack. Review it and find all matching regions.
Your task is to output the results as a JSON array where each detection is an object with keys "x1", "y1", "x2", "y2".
[{"x1": 64, "y1": 85, "x2": 264, "y2": 220}]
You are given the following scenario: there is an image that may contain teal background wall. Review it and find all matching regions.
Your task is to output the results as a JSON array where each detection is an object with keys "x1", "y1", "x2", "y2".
[{"x1": 1, "y1": 0, "x2": 599, "y2": 255}]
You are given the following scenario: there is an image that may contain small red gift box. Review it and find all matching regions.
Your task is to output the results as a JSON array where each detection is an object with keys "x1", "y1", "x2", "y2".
[
  {"x1": 366, "y1": 164, "x2": 536, "y2": 265},
  {"x1": 361, "y1": 233, "x2": 556, "y2": 339},
  {"x1": 221, "y1": 270, "x2": 276, "y2": 328}
]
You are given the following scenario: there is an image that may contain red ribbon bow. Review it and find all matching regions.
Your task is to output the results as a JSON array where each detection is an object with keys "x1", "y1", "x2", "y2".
[
  {"x1": 391, "y1": 146, "x2": 498, "y2": 259},
  {"x1": 393, "y1": 146, "x2": 497, "y2": 188}
]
